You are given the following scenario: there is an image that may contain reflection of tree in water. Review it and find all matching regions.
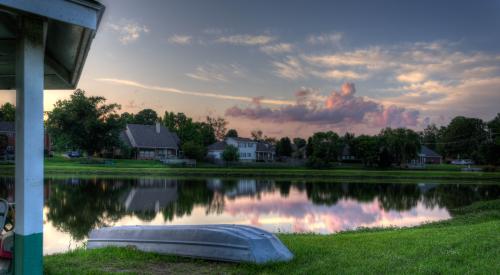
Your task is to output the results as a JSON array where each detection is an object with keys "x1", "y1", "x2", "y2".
[
  {"x1": 301, "y1": 181, "x2": 498, "y2": 212},
  {"x1": 162, "y1": 179, "x2": 216, "y2": 221},
  {"x1": 45, "y1": 178, "x2": 129, "y2": 240},
  {"x1": 421, "y1": 184, "x2": 500, "y2": 212},
  {"x1": 25, "y1": 176, "x2": 500, "y2": 242}
]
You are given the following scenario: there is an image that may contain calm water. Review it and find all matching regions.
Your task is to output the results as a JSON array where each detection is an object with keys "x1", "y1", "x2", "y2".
[{"x1": 0, "y1": 177, "x2": 499, "y2": 254}]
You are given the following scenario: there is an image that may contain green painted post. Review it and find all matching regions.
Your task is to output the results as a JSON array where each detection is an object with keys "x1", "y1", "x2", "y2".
[{"x1": 14, "y1": 16, "x2": 47, "y2": 275}]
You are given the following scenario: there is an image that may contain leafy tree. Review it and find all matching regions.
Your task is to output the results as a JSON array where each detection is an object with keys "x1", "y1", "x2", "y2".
[
  {"x1": 251, "y1": 129, "x2": 264, "y2": 141},
  {"x1": 162, "y1": 111, "x2": 215, "y2": 147},
  {"x1": 46, "y1": 89, "x2": 123, "y2": 156},
  {"x1": 0, "y1": 103, "x2": 15, "y2": 122},
  {"x1": 181, "y1": 141, "x2": 206, "y2": 160},
  {"x1": 120, "y1": 112, "x2": 135, "y2": 124},
  {"x1": 198, "y1": 122, "x2": 217, "y2": 146},
  {"x1": 276, "y1": 137, "x2": 293, "y2": 157},
  {"x1": 222, "y1": 145, "x2": 239, "y2": 162},
  {"x1": 206, "y1": 116, "x2": 227, "y2": 140},
  {"x1": 419, "y1": 124, "x2": 440, "y2": 151},
  {"x1": 442, "y1": 116, "x2": 486, "y2": 159},
  {"x1": 352, "y1": 135, "x2": 380, "y2": 167},
  {"x1": 225, "y1": 129, "x2": 238, "y2": 138},
  {"x1": 479, "y1": 113, "x2": 500, "y2": 165},
  {"x1": 293, "y1": 137, "x2": 306, "y2": 149},
  {"x1": 133, "y1": 109, "x2": 159, "y2": 125},
  {"x1": 379, "y1": 128, "x2": 420, "y2": 166},
  {"x1": 306, "y1": 131, "x2": 341, "y2": 167}
]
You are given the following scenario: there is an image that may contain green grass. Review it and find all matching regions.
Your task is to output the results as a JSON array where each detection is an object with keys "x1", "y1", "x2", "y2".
[
  {"x1": 1, "y1": 156, "x2": 498, "y2": 181},
  {"x1": 44, "y1": 199, "x2": 500, "y2": 274}
]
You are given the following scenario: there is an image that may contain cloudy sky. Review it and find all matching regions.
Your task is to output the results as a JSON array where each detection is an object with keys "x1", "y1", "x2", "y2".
[{"x1": 2, "y1": 0, "x2": 500, "y2": 137}]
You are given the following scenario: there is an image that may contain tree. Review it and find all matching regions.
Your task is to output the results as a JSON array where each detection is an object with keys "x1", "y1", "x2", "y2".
[
  {"x1": 162, "y1": 111, "x2": 215, "y2": 147},
  {"x1": 133, "y1": 109, "x2": 159, "y2": 125},
  {"x1": 420, "y1": 124, "x2": 440, "y2": 151},
  {"x1": 379, "y1": 128, "x2": 420, "y2": 167},
  {"x1": 46, "y1": 89, "x2": 123, "y2": 156},
  {"x1": 222, "y1": 145, "x2": 239, "y2": 162},
  {"x1": 225, "y1": 129, "x2": 238, "y2": 138},
  {"x1": 479, "y1": 113, "x2": 500, "y2": 165},
  {"x1": 120, "y1": 112, "x2": 135, "y2": 124},
  {"x1": 352, "y1": 135, "x2": 380, "y2": 167},
  {"x1": 442, "y1": 116, "x2": 486, "y2": 159},
  {"x1": 293, "y1": 138, "x2": 306, "y2": 149},
  {"x1": 181, "y1": 141, "x2": 206, "y2": 160},
  {"x1": 251, "y1": 129, "x2": 264, "y2": 141},
  {"x1": 306, "y1": 131, "x2": 341, "y2": 167},
  {"x1": 276, "y1": 137, "x2": 292, "y2": 157},
  {"x1": 0, "y1": 103, "x2": 15, "y2": 122},
  {"x1": 206, "y1": 116, "x2": 227, "y2": 140}
]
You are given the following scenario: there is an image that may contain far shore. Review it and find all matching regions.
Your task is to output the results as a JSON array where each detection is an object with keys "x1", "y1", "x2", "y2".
[{"x1": 0, "y1": 157, "x2": 499, "y2": 181}]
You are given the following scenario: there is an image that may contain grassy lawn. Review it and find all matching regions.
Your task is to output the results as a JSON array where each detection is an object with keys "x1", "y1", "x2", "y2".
[
  {"x1": 0, "y1": 156, "x2": 498, "y2": 181},
  {"x1": 44, "y1": 199, "x2": 500, "y2": 274},
  {"x1": 41, "y1": 157, "x2": 500, "y2": 181}
]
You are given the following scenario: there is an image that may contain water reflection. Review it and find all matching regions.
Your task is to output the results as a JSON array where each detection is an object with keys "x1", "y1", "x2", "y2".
[{"x1": 0, "y1": 177, "x2": 499, "y2": 254}]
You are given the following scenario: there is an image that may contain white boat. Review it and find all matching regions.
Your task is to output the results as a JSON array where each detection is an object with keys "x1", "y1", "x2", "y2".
[{"x1": 88, "y1": 224, "x2": 293, "y2": 264}]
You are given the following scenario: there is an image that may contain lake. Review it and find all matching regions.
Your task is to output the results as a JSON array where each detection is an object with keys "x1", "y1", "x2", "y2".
[{"x1": 0, "y1": 176, "x2": 499, "y2": 255}]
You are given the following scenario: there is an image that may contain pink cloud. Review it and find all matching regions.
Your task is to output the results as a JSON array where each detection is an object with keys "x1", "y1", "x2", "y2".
[{"x1": 225, "y1": 83, "x2": 419, "y2": 128}]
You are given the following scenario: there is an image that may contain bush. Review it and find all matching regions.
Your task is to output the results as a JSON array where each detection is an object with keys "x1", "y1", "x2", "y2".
[{"x1": 181, "y1": 141, "x2": 206, "y2": 161}]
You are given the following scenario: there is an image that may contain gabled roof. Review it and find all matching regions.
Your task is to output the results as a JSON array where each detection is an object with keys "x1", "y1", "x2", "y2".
[
  {"x1": 0, "y1": 121, "x2": 14, "y2": 132},
  {"x1": 256, "y1": 142, "x2": 275, "y2": 152},
  {"x1": 207, "y1": 141, "x2": 227, "y2": 151},
  {"x1": 227, "y1": 137, "x2": 255, "y2": 142},
  {"x1": 124, "y1": 124, "x2": 179, "y2": 149},
  {"x1": 420, "y1": 145, "x2": 441, "y2": 158}
]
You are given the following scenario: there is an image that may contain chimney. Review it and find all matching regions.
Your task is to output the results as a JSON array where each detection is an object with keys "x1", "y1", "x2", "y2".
[{"x1": 156, "y1": 122, "x2": 161, "y2": 134}]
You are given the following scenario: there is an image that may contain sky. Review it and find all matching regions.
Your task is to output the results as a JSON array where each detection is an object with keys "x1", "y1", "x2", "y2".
[{"x1": 1, "y1": 0, "x2": 500, "y2": 138}]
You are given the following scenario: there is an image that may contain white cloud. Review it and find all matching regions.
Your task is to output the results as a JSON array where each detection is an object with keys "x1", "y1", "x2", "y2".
[
  {"x1": 260, "y1": 43, "x2": 294, "y2": 55},
  {"x1": 311, "y1": 69, "x2": 368, "y2": 80},
  {"x1": 96, "y1": 78, "x2": 294, "y2": 106},
  {"x1": 396, "y1": 71, "x2": 426, "y2": 83},
  {"x1": 307, "y1": 32, "x2": 343, "y2": 45},
  {"x1": 272, "y1": 56, "x2": 305, "y2": 80},
  {"x1": 302, "y1": 47, "x2": 389, "y2": 69},
  {"x1": 168, "y1": 34, "x2": 192, "y2": 45},
  {"x1": 186, "y1": 64, "x2": 246, "y2": 82},
  {"x1": 215, "y1": 34, "x2": 275, "y2": 45},
  {"x1": 107, "y1": 20, "x2": 149, "y2": 44}
]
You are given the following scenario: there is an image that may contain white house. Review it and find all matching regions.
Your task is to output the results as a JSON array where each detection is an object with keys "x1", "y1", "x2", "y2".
[{"x1": 207, "y1": 137, "x2": 275, "y2": 162}]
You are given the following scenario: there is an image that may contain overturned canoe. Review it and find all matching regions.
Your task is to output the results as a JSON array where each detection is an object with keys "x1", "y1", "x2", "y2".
[{"x1": 87, "y1": 225, "x2": 293, "y2": 264}]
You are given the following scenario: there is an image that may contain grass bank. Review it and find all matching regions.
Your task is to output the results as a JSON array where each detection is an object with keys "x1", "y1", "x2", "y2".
[
  {"x1": 0, "y1": 157, "x2": 499, "y2": 181},
  {"x1": 44, "y1": 199, "x2": 500, "y2": 274}
]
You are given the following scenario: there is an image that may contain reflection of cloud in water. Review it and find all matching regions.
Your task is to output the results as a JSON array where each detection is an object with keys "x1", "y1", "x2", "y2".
[{"x1": 222, "y1": 189, "x2": 450, "y2": 233}]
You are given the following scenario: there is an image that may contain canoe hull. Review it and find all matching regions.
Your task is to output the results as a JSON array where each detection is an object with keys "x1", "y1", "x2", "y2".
[{"x1": 88, "y1": 225, "x2": 293, "y2": 263}]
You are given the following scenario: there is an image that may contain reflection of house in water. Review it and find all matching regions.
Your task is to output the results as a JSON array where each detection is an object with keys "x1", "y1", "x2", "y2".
[
  {"x1": 122, "y1": 179, "x2": 178, "y2": 213},
  {"x1": 207, "y1": 178, "x2": 274, "y2": 198}
]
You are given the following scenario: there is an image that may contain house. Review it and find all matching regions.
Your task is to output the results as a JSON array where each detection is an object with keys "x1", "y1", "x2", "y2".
[
  {"x1": 412, "y1": 145, "x2": 442, "y2": 165},
  {"x1": 120, "y1": 122, "x2": 180, "y2": 160},
  {"x1": 207, "y1": 137, "x2": 275, "y2": 162},
  {"x1": 256, "y1": 141, "x2": 276, "y2": 162},
  {"x1": 340, "y1": 144, "x2": 356, "y2": 161},
  {"x1": 0, "y1": 121, "x2": 51, "y2": 158}
]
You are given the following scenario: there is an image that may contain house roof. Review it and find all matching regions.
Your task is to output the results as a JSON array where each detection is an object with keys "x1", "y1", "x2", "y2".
[
  {"x1": 227, "y1": 137, "x2": 255, "y2": 142},
  {"x1": 0, "y1": 121, "x2": 14, "y2": 132},
  {"x1": 207, "y1": 141, "x2": 227, "y2": 151},
  {"x1": 341, "y1": 144, "x2": 352, "y2": 156},
  {"x1": 256, "y1": 142, "x2": 275, "y2": 152},
  {"x1": 420, "y1": 145, "x2": 441, "y2": 158},
  {"x1": 124, "y1": 124, "x2": 179, "y2": 149}
]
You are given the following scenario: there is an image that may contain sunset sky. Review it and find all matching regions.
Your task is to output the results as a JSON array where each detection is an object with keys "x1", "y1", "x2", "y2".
[{"x1": 1, "y1": 0, "x2": 499, "y2": 138}]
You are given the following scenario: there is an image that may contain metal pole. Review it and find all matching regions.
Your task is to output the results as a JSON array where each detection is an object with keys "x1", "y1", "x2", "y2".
[{"x1": 14, "y1": 16, "x2": 47, "y2": 275}]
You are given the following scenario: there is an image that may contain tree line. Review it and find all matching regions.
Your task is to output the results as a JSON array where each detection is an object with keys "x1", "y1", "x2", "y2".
[{"x1": 1, "y1": 89, "x2": 499, "y2": 166}]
